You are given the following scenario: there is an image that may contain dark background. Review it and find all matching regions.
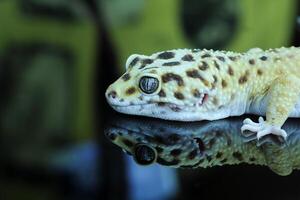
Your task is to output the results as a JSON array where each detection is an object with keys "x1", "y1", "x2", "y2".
[{"x1": 1, "y1": 0, "x2": 300, "y2": 199}]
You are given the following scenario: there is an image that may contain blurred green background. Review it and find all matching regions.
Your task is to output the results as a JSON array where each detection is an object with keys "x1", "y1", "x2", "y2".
[{"x1": 0, "y1": 0, "x2": 298, "y2": 199}]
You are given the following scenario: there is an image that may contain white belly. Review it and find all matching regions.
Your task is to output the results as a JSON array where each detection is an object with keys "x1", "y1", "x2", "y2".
[{"x1": 247, "y1": 95, "x2": 300, "y2": 118}]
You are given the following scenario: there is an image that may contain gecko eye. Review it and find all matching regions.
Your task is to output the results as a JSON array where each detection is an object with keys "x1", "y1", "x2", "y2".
[
  {"x1": 133, "y1": 144, "x2": 157, "y2": 165},
  {"x1": 139, "y1": 76, "x2": 159, "y2": 94}
]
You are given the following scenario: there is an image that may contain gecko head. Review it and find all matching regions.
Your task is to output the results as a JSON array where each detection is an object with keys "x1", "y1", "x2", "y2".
[
  {"x1": 106, "y1": 50, "x2": 215, "y2": 121},
  {"x1": 104, "y1": 116, "x2": 206, "y2": 168}
]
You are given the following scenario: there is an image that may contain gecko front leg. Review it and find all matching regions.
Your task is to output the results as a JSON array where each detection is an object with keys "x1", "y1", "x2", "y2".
[{"x1": 242, "y1": 74, "x2": 300, "y2": 140}]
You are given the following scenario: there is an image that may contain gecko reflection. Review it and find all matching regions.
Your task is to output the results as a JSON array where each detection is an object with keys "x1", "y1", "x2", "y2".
[{"x1": 105, "y1": 115, "x2": 300, "y2": 176}]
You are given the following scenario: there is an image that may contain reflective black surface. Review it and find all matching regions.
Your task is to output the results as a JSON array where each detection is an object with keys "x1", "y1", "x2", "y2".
[
  {"x1": 102, "y1": 111, "x2": 300, "y2": 200},
  {"x1": 105, "y1": 113, "x2": 300, "y2": 176}
]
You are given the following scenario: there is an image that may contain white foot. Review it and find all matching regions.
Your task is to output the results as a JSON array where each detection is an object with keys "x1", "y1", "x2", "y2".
[{"x1": 241, "y1": 117, "x2": 287, "y2": 140}]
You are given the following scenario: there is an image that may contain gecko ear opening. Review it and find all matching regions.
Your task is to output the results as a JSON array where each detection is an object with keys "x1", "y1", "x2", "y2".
[{"x1": 125, "y1": 54, "x2": 140, "y2": 70}]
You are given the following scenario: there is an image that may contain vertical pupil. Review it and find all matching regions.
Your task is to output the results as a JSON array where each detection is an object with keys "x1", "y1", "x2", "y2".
[
  {"x1": 145, "y1": 78, "x2": 153, "y2": 90},
  {"x1": 140, "y1": 77, "x2": 158, "y2": 93}
]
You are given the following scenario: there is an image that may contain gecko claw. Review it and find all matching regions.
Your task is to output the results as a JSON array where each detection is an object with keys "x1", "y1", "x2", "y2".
[{"x1": 241, "y1": 117, "x2": 287, "y2": 140}]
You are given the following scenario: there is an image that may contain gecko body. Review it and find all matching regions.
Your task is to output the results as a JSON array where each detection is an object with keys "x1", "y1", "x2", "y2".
[{"x1": 105, "y1": 47, "x2": 300, "y2": 139}]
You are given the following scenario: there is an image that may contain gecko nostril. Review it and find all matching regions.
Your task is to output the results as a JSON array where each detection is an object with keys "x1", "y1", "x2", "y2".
[{"x1": 108, "y1": 91, "x2": 117, "y2": 99}]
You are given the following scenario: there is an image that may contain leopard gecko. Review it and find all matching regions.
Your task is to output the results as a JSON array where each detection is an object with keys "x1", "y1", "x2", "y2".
[{"x1": 105, "y1": 47, "x2": 300, "y2": 140}]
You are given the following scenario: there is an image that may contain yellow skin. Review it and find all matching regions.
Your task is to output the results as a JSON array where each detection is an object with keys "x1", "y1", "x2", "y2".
[{"x1": 105, "y1": 47, "x2": 300, "y2": 140}]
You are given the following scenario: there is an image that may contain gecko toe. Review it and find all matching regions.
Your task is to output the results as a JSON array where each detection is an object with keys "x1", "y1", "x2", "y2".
[
  {"x1": 243, "y1": 118, "x2": 259, "y2": 126},
  {"x1": 241, "y1": 124, "x2": 260, "y2": 132},
  {"x1": 241, "y1": 117, "x2": 288, "y2": 141}
]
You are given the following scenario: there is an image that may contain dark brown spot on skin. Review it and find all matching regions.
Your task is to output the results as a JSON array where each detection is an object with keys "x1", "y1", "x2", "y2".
[
  {"x1": 162, "y1": 61, "x2": 181, "y2": 66},
  {"x1": 201, "y1": 53, "x2": 211, "y2": 58},
  {"x1": 157, "y1": 102, "x2": 166, "y2": 106},
  {"x1": 274, "y1": 57, "x2": 281, "y2": 62},
  {"x1": 227, "y1": 137, "x2": 232, "y2": 146},
  {"x1": 257, "y1": 69, "x2": 263, "y2": 76},
  {"x1": 213, "y1": 75, "x2": 218, "y2": 83},
  {"x1": 139, "y1": 58, "x2": 154, "y2": 69},
  {"x1": 198, "y1": 61, "x2": 209, "y2": 70},
  {"x1": 260, "y1": 56, "x2": 268, "y2": 61},
  {"x1": 157, "y1": 51, "x2": 175, "y2": 59},
  {"x1": 162, "y1": 73, "x2": 184, "y2": 86},
  {"x1": 150, "y1": 69, "x2": 157, "y2": 74},
  {"x1": 170, "y1": 106, "x2": 181, "y2": 112},
  {"x1": 182, "y1": 54, "x2": 194, "y2": 61},
  {"x1": 216, "y1": 152, "x2": 223, "y2": 158},
  {"x1": 143, "y1": 58, "x2": 153, "y2": 64},
  {"x1": 213, "y1": 75, "x2": 218, "y2": 82},
  {"x1": 222, "y1": 79, "x2": 227, "y2": 88},
  {"x1": 129, "y1": 57, "x2": 139, "y2": 67},
  {"x1": 249, "y1": 157, "x2": 256, "y2": 162},
  {"x1": 170, "y1": 149, "x2": 182, "y2": 157},
  {"x1": 239, "y1": 71, "x2": 249, "y2": 84},
  {"x1": 186, "y1": 69, "x2": 209, "y2": 86},
  {"x1": 174, "y1": 92, "x2": 184, "y2": 100},
  {"x1": 228, "y1": 66, "x2": 234, "y2": 76},
  {"x1": 249, "y1": 94, "x2": 255, "y2": 101},
  {"x1": 186, "y1": 69, "x2": 200, "y2": 78},
  {"x1": 229, "y1": 56, "x2": 237, "y2": 61},
  {"x1": 122, "y1": 139, "x2": 133, "y2": 147},
  {"x1": 249, "y1": 59, "x2": 255, "y2": 65},
  {"x1": 232, "y1": 152, "x2": 243, "y2": 161},
  {"x1": 188, "y1": 149, "x2": 198, "y2": 160},
  {"x1": 158, "y1": 89, "x2": 166, "y2": 97},
  {"x1": 121, "y1": 73, "x2": 131, "y2": 81},
  {"x1": 214, "y1": 60, "x2": 220, "y2": 70},
  {"x1": 207, "y1": 138, "x2": 216, "y2": 148},
  {"x1": 126, "y1": 87, "x2": 136, "y2": 95},
  {"x1": 193, "y1": 89, "x2": 201, "y2": 98},
  {"x1": 194, "y1": 138, "x2": 205, "y2": 152},
  {"x1": 206, "y1": 155, "x2": 212, "y2": 162},
  {"x1": 211, "y1": 75, "x2": 218, "y2": 89},
  {"x1": 217, "y1": 56, "x2": 225, "y2": 62},
  {"x1": 212, "y1": 97, "x2": 219, "y2": 105},
  {"x1": 215, "y1": 130, "x2": 222, "y2": 137}
]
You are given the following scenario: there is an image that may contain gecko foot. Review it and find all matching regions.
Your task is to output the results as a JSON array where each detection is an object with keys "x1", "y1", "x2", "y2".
[{"x1": 241, "y1": 117, "x2": 287, "y2": 140}]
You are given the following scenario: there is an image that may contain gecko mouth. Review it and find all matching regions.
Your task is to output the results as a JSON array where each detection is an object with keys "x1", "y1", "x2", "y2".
[
  {"x1": 197, "y1": 93, "x2": 209, "y2": 106},
  {"x1": 163, "y1": 93, "x2": 208, "y2": 111},
  {"x1": 110, "y1": 93, "x2": 209, "y2": 112}
]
